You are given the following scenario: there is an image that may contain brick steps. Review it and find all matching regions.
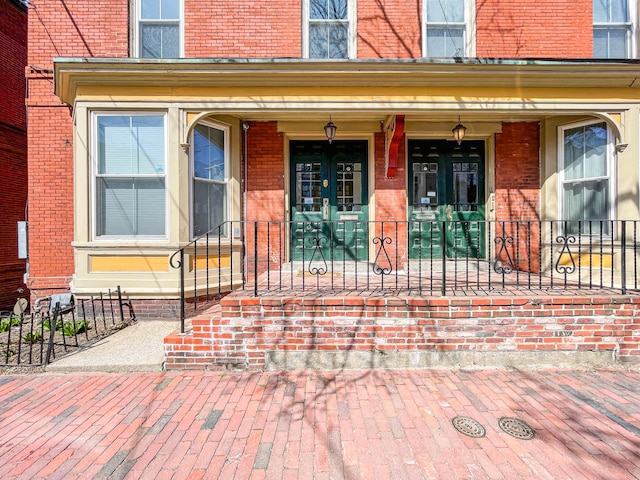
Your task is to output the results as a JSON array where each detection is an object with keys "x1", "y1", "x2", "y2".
[{"x1": 164, "y1": 293, "x2": 640, "y2": 370}]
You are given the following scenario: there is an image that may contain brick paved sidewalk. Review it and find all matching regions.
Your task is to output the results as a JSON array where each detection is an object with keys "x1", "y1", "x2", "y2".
[{"x1": 0, "y1": 368, "x2": 639, "y2": 479}]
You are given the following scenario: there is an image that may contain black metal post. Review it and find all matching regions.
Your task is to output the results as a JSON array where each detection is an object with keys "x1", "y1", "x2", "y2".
[
  {"x1": 180, "y1": 250, "x2": 185, "y2": 333},
  {"x1": 621, "y1": 220, "x2": 627, "y2": 295},
  {"x1": 441, "y1": 220, "x2": 447, "y2": 296}
]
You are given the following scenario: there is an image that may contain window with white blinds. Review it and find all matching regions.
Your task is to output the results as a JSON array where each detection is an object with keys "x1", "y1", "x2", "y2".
[{"x1": 95, "y1": 114, "x2": 167, "y2": 238}]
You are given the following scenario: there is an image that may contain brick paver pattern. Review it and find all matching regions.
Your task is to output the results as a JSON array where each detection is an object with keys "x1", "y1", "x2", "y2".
[{"x1": 0, "y1": 368, "x2": 639, "y2": 479}]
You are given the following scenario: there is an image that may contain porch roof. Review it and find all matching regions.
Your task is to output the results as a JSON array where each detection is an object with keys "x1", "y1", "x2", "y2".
[
  {"x1": 54, "y1": 57, "x2": 640, "y2": 104},
  {"x1": 54, "y1": 58, "x2": 640, "y2": 131}
]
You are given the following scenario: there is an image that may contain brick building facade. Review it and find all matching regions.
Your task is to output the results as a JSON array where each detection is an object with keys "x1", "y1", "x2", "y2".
[
  {"x1": 25, "y1": 1, "x2": 640, "y2": 366},
  {"x1": 0, "y1": 0, "x2": 28, "y2": 310}
]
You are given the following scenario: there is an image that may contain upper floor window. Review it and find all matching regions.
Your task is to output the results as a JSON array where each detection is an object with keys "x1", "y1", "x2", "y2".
[
  {"x1": 424, "y1": 0, "x2": 469, "y2": 57},
  {"x1": 136, "y1": 0, "x2": 182, "y2": 58},
  {"x1": 559, "y1": 121, "x2": 614, "y2": 235},
  {"x1": 94, "y1": 113, "x2": 167, "y2": 238},
  {"x1": 593, "y1": 0, "x2": 635, "y2": 58},
  {"x1": 304, "y1": 0, "x2": 356, "y2": 59},
  {"x1": 191, "y1": 122, "x2": 229, "y2": 238}
]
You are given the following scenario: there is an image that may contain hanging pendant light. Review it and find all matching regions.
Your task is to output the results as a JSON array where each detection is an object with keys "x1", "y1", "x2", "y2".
[
  {"x1": 452, "y1": 116, "x2": 467, "y2": 145},
  {"x1": 324, "y1": 115, "x2": 337, "y2": 144}
]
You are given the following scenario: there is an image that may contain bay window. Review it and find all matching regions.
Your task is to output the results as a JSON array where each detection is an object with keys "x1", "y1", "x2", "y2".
[
  {"x1": 559, "y1": 121, "x2": 613, "y2": 235},
  {"x1": 94, "y1": 113, "x2": 167, "y2": 238}
]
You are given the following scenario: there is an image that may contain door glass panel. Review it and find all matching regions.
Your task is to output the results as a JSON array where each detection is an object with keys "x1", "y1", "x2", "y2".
[
  {"x1": 412, "y1": 163, "x2": 438, "y2": 211},
  {"x1": 337, "y1": 162, "x2": 361, "y2": 212},
  {"x1": 453, "y1": 162, "x2": 478, "y2": 211},
  {"x1": 296, "y1": 162, "x2": 322, "y2": 212}
]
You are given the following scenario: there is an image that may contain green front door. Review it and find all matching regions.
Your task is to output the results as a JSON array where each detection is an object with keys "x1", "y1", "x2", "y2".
[
  {"x1": 290, "y1": 140, "x2": 369, "y2": 262},
  {"x1": 408, "y1": 140, "x2": 486, "y2": 259}
]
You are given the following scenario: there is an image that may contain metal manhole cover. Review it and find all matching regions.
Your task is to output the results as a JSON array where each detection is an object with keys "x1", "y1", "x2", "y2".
[
  {"x1": 498, "y1": 417, "x2": 535, "y2": 440},
  {"x1": 451, "y1": 416, "x2": 486, "y2": 438}
]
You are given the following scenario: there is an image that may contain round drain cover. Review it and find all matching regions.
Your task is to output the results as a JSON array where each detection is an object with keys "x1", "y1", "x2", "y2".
[
  {"x1": 498, "y1": 417, "x2": 535, "y2": 440},
  {"x1": 451, "y1": 416, "x2": 486, "y2": 438}
]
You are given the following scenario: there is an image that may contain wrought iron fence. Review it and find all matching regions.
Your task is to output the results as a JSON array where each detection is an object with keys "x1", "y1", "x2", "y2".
[
  {"x1": 170, "y1": 220, "x2": 640, "y2": 330},
  {"x1": 0, "y1": 286, "x2": 135, "y2": 367}
]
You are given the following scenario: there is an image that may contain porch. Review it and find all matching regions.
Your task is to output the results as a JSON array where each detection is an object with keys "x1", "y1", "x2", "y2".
[{"x1": 163, "y1": 219, "x2": 640, "y2": 370}]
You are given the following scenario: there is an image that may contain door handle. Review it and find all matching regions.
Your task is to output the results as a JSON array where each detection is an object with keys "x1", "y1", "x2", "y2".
[
  {"x1": 446, "y1": 204, "x2": 453, "y2": 221},
  {"x1": 322, "y1": 198, "x2": 329, "y2": 220},
  {"x1": 446, "y1": 204, "x2": 453, "y2": 230}
]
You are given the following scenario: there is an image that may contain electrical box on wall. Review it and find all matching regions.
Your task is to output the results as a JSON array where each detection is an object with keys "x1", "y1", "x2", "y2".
[{"x1": 17, "y1": 221, "x2": 28, "y2": 259}]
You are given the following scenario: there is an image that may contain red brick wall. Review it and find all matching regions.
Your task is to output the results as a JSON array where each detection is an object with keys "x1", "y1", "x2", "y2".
[
  {"x1": 374, "y1": 131, "x2": 407, "y2": 269},
  {"x1": 165, "y1": 295, "x2": 640, "y2": 369},
  {"x1": 245, "y1": 122, "x2": 286, "y2": 276},
  {"x1": 0, "y1": 0, "x2": 28, "y2": 310},
  {"x1": 185, "y1": 0, "x2": 301, "y2": 57},
  {"x1": 358, "y1": 0, "x2": 421, "y2": 58},
  {"x1": 26, "y1": 1, "x2": 129, "y2": 302},
  {"x1": 476, "y1": 0, "x2": 592, "y2": 58},
  {"x1": 495, "y1": 122, "x2": 540, "y2": 221},
  {"x1": 494, "y1": 122, "x2": 541, "y2": 272}
]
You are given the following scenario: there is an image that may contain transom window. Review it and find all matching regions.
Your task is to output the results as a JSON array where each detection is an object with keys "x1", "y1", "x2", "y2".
[
  {"x1": 593, "y1": 0, "x2": 634, "y2": 58},
  {"x1": 424, "y1": 0, "x2": 469, "y2": 57},
  {"x1": 305, "y1": 0, "x2": 355, "y2": 59},
  {"x1": 559, "y1": 121, "x2": 613, "y2": 235},
  {"x1": 136, "y1": 0, "x2": 182, "y2": 58},
  {"x1": 94, "y1": 113, "x2": 167, "y2": 238},
  {"x1": 191, "y1": 122, "x2": 229, "y2": 238}
]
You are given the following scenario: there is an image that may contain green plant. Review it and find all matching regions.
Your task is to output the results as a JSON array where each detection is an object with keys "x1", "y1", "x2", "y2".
[
  {"x1": 0, "y1": 316, "x2": 21, "y2": 333},
  {"x1": 62, "y1": 320, "x2": 90, "y2": 337},
  {"x1": 2, "y1": 347, "x2": 16, "y2": 358},
  {"x1": 43, "y1": 317, "x2": 63, "y2": 332},
  {"x1": 23, "y1": 332, "x2": 42, "y2": 344}
]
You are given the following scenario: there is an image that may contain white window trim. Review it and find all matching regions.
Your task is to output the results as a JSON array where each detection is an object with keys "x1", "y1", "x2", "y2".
[
  {"x1": 132, "y1": 0, "x2": 184, "y2": 58},
  {"x1": 189, "y1": 119, "x2": 231, "y2": 240},
  {"x1": 593, "y1": 0, "x2": 637, "y2": 59},
  {"x1": 557, "y1": 119, "x2": 616, "y2": 236},
  {"x1": 91, "y1": 111, "x2": 169, "y2": 241},
  {"x1": 422, "y1": 0, "x2": 476, "y2": 58},
  {"x1": 302, "y1": 0, "x2": 357, "y2": 59}
]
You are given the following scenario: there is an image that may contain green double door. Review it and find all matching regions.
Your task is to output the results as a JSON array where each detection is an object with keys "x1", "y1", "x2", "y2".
[
  {"x1": 290, "y1": 140, "x2": 369, "y2": 262},
  {"x1": 408, "y1": 140, "x2": 486, "y2": 259}
]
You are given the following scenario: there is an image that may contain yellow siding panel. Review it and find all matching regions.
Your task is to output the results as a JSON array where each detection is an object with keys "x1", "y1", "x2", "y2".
[
  {"x1": 558, "y1": 253, "x2": 612, "y2": 269},
  {"x1": 90, "y1": 256, "x2": 169, "y2": 272},
  {"x1": 189, "y1": 254, "x2": 231, "y2": 271}
]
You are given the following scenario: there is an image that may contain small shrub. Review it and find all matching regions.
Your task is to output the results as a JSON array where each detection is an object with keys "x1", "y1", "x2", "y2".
[
  {"x1": 2, "y1": 347, "x2": 16, "y2": 358},
  {"x1": 62, "y1": 320, "x2": 90, "y2": 337},
  {"x1": 43, "y1": 317, "x2": 63, "y2": 332},
  {"x1": 0, "y1": 316, "x2": 21, "y2": 333},
  {"x1": 23, "y1": 332, "x2": 42, "y2": 344}
]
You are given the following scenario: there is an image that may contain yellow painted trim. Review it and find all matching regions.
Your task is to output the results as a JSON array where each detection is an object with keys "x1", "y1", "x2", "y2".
[
  {"x1": 74, "y1": 85, "x2": 640, "y2": 102},
  {"x1": 90, "y1": 256, "x2": 169, "y2": 272},
  {"x1": 558, "y1": 253, "x2": 613, "y2": 269},
  {"x1": 186, "y1": 112, "x2": 200, "y2": 124},
  {"x1": 189, "y1": 254, "x2": 231, "y2": 271}
]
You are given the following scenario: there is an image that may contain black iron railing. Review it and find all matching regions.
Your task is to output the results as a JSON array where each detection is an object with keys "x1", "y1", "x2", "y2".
[
  {"x1": 0, "y1": 286, "x2": 135, "y2": 366},
  {"x1": 170, "y1": 220, "x2": 640, "y2": 331}
]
